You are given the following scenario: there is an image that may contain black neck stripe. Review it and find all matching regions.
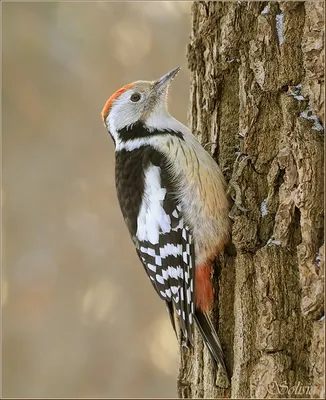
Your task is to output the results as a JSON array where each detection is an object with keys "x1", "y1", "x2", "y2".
[{"x1": 117, "y1": 121, "x2": 184, "y2": 142}]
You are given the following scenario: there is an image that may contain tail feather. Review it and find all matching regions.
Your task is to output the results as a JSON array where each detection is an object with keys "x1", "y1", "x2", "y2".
[
  {"x1": 194, "y1": 309, "x2": 228, "y2": 376},
  {"x1": 166, "y1": 301, "x2": 177, "y2": 336}
]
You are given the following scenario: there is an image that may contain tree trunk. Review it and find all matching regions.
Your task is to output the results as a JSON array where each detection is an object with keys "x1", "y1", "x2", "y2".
[{"x1": 178, "y1": 2, "x2": 324, "y2": 398}]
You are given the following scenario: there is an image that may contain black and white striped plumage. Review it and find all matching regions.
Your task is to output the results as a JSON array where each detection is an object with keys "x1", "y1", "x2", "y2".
[
  {"x1": 116, "y1": 143, "x2": 195, "y2": 342},
  {"x1": 102, "y1": 68, "x2": 231, "y2": 384}
]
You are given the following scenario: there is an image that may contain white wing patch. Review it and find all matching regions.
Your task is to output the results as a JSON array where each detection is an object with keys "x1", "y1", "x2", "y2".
[{"x1": 136, "y1": 164, "x2": 171, "y2": 244}]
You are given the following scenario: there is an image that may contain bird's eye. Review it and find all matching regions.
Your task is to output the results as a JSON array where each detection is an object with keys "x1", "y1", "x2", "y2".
[{"x1": 130, "y1": 93, "x2": 141, "y2": 102}]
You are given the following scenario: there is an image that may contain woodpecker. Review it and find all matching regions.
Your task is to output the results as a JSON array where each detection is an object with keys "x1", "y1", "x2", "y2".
[{"x1": 101, "y1": 67, "x2": 230, "y2": 377}]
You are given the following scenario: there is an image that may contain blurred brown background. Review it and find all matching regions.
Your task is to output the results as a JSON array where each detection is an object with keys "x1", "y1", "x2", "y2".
[{"x1": 2, "y1": 1, "x2": 192, "y2": 397}]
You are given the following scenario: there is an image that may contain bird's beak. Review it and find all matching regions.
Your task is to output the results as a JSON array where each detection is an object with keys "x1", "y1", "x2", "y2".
[{"x1": 154, "y1": 67, "x2": 180, "y2": 94}]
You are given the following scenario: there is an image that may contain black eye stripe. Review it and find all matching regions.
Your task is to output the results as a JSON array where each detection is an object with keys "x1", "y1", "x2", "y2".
[{"x1": 130, "y1": 93, "x2": 141, "y2": 102}]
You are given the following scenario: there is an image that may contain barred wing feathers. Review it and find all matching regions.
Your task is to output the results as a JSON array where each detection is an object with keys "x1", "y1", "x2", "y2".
[{"x1": 135, "y1": 162, "x2": 195, "y2": 343}]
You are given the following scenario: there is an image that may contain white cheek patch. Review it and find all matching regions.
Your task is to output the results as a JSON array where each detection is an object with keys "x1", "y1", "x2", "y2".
[
  {"x1": 136, "y1": 164, "x2": 171, "y2": 244},
  {"x1": 106, "y1": 89, "x2": 143, "y2": 145}
]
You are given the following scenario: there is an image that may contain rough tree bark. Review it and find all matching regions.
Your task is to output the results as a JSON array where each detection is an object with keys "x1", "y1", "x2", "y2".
[{"x1": 177, "y1": 2, "x2": 324, "y2": 398}]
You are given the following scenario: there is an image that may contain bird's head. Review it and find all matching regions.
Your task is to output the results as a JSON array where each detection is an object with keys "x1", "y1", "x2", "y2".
[{"x1": 101, "y1": 67, "x2": 180, "y2": 143}]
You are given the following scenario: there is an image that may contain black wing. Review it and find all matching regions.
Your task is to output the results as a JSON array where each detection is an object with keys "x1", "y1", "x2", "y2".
[
  {"x1": 115, "y1": 147, "x2": 195, "y2": 342},
  {"x1": 136, "y1": 198, "x2": 195, "y2": 343}
]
